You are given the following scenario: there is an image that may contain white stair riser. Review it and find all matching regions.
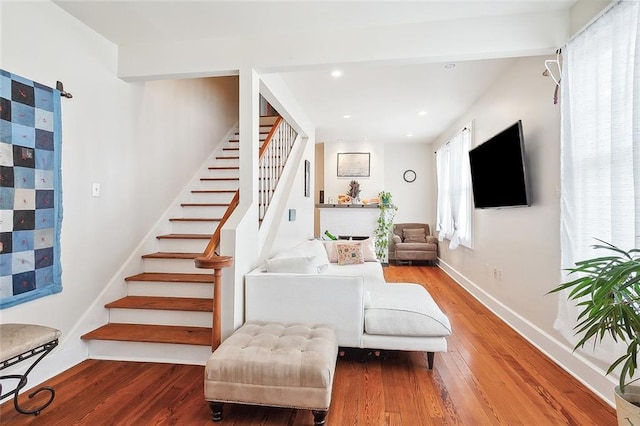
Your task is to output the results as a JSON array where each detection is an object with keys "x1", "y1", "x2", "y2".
[
  {"x1": 128, "y1": 281, "x2": 213, "y2": 298},
  {"x1": 231, "y1": 137, "x2": 268, "y2": 142},
  {"x1": 204, "y1": 169, "x2": 239, "y2": 178},
  {"x1": 213, "y1": 158, "x2": 239, "y2": 167},
  {"x1": 171, "y1": 220, "x2": 219, "y2": 235},
  {"x1": 109, "y1": 308, "x2": 211, "y2": 327},
  {"x1": 180, "y1": 205, "x2": 229, "y2": 218},
  {"x1": 189, "y1": 192, "x2": 236, "y2": 204},
  {"x1": 143, "y1": 258, "x2": 202, "y2": 273},
  {"x1": 157, "y1": 238, "x2": 208, "y2": 253},
  {"x1": 197, "y1": 180, "x2": 239, "y2": 190},
  {"x1": 232, "y1": 132, "x2": 268, "y2": 139},
  {"x1": 86, "y1": 340, "x2": 211, "y2": 365}
]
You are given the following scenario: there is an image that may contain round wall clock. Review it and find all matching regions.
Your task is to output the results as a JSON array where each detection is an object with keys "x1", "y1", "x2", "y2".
[{"x1": 403, "y1": 169, "x2": 416, "y2": 183}]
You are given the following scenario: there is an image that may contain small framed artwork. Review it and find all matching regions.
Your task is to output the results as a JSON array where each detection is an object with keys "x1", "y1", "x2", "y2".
[
  {"x1": 304, "y1": 160, "x2": 310, "y2": 197},
  {"x1": 337, "y1": 152, "x2": 370, "y2": 177}
]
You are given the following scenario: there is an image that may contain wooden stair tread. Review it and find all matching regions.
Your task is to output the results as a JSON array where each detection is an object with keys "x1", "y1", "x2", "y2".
[
  {"x1": 229, "y1": 142, "x2": 267, "y2": 146},
  {"x1": 106, "y1": 296, "x2": 213, "y2": 312},
  {"x1": 169, "y1": 217, "x2": 222, "y2": 222},
  {"x1": 141, "y1": 252, "x2": 201, "y2": 259},
  {"x1": 156, "y1": 233, "x2": 211, "y2": 239},
  {"x1": 125, "y1": 272, "x2": 214, "y2": 283},
  {"x1": 234, "y1": 131, "x2": 270, "y2": 135},
  {"x1": 181, "y1": 203, "x2": 230, "y2": 207},
  {"x1": 191, "y1": 189, "x2": 236, "y2": 194},
  {"x1": 81, "y1": 323, "x2": 211, "y2": 346},
  {"x1": 208, "y1": 166, "x2": 239, "y2": 170},
  {"x1": 200, "y1": 177, "x2": 239, "y2": 181},
  {"x1": 216, "y1": 156, "x2": 239, "y2": 159}
]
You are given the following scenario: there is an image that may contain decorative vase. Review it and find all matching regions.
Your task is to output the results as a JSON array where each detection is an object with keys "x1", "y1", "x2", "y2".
[{"x1": 615, "y1": 385, "x2": 640, "y2": 425}]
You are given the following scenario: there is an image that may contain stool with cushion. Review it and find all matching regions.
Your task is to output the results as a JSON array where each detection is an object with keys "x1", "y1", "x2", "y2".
[
  {"x1": 204, "y1": 321, "x2": 338, "y2": 425},
  {"x1": 0, "y1": 324, "x2": 61, "y2": 415},
  {"x1": 390, "y1": 223, "x2": 438, "y2": 265}
]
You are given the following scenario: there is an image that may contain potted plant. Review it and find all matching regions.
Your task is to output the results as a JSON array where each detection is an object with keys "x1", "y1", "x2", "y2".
[
  {"x1": 373, "y1": 191, "x2": 397, "y2": 263},
  {"x1": 548, "y1": 240, "x2": 640, "y2": 424}
]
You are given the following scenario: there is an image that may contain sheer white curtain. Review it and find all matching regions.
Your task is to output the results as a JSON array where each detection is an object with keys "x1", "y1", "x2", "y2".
[
  {"x1": 436, "y1": 147, "x2": 452, "y2": 240},
  {"x1": 436, "y1": 127, "x2": 473, "y2": 249},
  {"x1": 557, "y1": 0, "x2": 640, "y2": 357}
]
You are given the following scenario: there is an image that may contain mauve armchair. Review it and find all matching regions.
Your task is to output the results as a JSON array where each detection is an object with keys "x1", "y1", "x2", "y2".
[{"x1": 390, "y1": 223, "x2": 438, "y2": 265}]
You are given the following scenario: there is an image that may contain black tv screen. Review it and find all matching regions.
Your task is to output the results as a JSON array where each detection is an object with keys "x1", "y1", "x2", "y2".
[{"x1": 468, "y1": 120, "x2": 530, "y2": 209}]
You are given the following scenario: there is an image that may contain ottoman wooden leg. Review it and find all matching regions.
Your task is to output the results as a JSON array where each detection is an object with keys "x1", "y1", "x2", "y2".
[
  {"x1": 208, "y1": 401, "x2": 223, "y2": 422},
  {"x1": 427, "y1": 352, "x2": 435, "y2": 369},
  {"x1": 312, "y1": 409, "x2": 327, "y2": 425}
]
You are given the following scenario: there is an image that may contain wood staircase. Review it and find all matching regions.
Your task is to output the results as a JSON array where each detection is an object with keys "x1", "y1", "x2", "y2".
[{"x1": 80, "y1": 117, "x2": 279, "y2": 363}]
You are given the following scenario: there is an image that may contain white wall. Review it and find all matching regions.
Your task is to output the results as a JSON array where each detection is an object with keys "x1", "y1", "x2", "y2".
[
  {"x1": 570, "y1": 0, "x2": 612, "y2": 34},
  {"x1": 317, "y1": 141, "x2": 432, "y2": 232},
  {"x1": 256, "y1": 73, "x2": 316, "y2": 257},
  {"x1": 0, "y1": 0, "x2": 238, "y2": 383},
  {"x1": 384, "y1": 142, "x2": 433, "y2": 225},
  {"x1": 430, "y1": 55, "x2": 616, "y2": 404},
  {"x1": 323, "y1": 142, "x2": 385, "y2": 203}
]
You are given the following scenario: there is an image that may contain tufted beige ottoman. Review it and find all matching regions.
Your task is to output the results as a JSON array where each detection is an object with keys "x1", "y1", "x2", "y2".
[{"x1": 204, "y1": 321, "x2": 338, "y2": 425}]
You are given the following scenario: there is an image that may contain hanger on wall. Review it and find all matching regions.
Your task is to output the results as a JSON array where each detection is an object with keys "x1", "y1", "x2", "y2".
[
  {"x1": 56, "y1": 81, "x2": 73, "y2": 99},
  {"x1": 543, "y1": 49, "x2": 562, "y2": 104}
]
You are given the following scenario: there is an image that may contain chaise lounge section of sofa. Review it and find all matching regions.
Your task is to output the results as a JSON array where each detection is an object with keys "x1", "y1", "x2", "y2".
[{"x1": 244, "y1": 239, "x2": 451, "y2": 368}]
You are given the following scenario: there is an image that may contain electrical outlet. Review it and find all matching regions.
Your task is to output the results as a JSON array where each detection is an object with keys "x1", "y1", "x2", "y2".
[{"x1": 92, "y1": 183, "x2": 101, "y2": 197}]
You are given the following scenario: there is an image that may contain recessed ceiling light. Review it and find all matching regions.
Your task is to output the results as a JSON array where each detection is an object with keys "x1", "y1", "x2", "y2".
[
  {"x1": 343, "y1": 114, "x2": 351, "y2": 119},
  {"x1": 337, "y1": 138, "x2": 343, "y2": 143},
  {"x1": 418, "y1": 111, "x2": 427, "y2": 116},
  {"x1": 406, "y1": 132, "x2": 413, "y2": 137},
  {"x1": 331, "y1": 70, "x2": 343, "y2": 77},
  {"x1": 444, "y1": 63, "x2": 456, "y2": 69}
]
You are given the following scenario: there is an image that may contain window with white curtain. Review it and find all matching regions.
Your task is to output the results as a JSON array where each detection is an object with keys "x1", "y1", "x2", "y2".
[
  {"x1": 556, "y1": 0, "x2": 640, "y2": 356},
  {"x1": 436, "y1": 126, "x2": 473, "y2": 249}
]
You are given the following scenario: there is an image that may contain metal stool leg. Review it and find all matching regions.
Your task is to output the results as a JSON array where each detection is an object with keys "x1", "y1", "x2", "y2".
[{"x1": 0, "y1": 339, "x2": 58, "y2": 416}]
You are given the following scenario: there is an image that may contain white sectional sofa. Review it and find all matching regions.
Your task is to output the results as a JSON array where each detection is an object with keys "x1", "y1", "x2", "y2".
[{"x1": 244, "y1": 239, "x2": 452, "y2": 368}]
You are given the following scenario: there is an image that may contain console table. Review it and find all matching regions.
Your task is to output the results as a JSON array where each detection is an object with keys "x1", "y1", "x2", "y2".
[
  {"x1": 0, "y1": 323, "x2": 61, "y2": 415},
  {"x1": 316, "y1": 204, "x2": 379, "y2": 240}
]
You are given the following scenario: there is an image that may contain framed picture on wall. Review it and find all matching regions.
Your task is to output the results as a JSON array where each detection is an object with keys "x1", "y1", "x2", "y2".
[
  {"x1": 304, "y1": 159, "x2": 310, "y2": 197},
  {"x1": 337, "y1": 152, "x2": 370, "y2": 177}
]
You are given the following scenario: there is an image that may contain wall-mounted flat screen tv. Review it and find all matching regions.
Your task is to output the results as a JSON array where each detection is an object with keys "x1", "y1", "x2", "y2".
[{"x1": 468, "y1": 120, "x2": 530, "y2": 209}]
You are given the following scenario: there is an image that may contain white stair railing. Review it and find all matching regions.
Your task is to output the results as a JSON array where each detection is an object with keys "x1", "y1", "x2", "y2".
[{"x1": 258, "y1": 117, "x2": 298, "y2": 223}]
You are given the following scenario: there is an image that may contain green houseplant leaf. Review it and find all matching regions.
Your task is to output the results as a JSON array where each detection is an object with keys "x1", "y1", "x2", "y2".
[
  {"x1": 373, "y1": 191, "x2": 397, "y2": 261},
  {"x1": 548, "y1": 239, "x2": 640, "y2": 393}
]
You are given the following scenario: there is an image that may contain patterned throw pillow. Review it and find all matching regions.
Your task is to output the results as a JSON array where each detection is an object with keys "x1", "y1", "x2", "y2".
[
  {"x1": 324, "y1": 239, "x2": 378, "y2": 262},
  {"x1": 403, "y1": 228, "x2": 427, "y2": 243},
  {"x1": 336, "y1": 242, "x2": 365, "y2": 265}
]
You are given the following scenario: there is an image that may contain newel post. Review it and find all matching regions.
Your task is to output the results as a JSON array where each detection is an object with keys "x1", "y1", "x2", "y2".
[{"x1": 194, "y1": 255, "x2": 234, "y2": 351}]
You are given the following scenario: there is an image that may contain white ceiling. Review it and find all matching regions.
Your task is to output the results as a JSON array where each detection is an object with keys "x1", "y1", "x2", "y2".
[{"x1": 53, "y1": 1, "x2": 575, "y2": 144}]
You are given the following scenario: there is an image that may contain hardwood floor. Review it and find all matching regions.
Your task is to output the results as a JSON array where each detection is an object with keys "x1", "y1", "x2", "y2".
[{"x1": 0, "y1": 265, "x2": 616, "y2": 425}]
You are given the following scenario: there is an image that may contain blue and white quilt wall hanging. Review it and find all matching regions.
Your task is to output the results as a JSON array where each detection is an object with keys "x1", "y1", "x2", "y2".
[{"x1": 0, "y1": 70, "x2": 63, "y2": 309}]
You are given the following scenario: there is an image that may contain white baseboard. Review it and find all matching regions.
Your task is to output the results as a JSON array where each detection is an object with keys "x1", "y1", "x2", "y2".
[{"x1": 437, "y1": 258, "x2": 617, "y2": 408}]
